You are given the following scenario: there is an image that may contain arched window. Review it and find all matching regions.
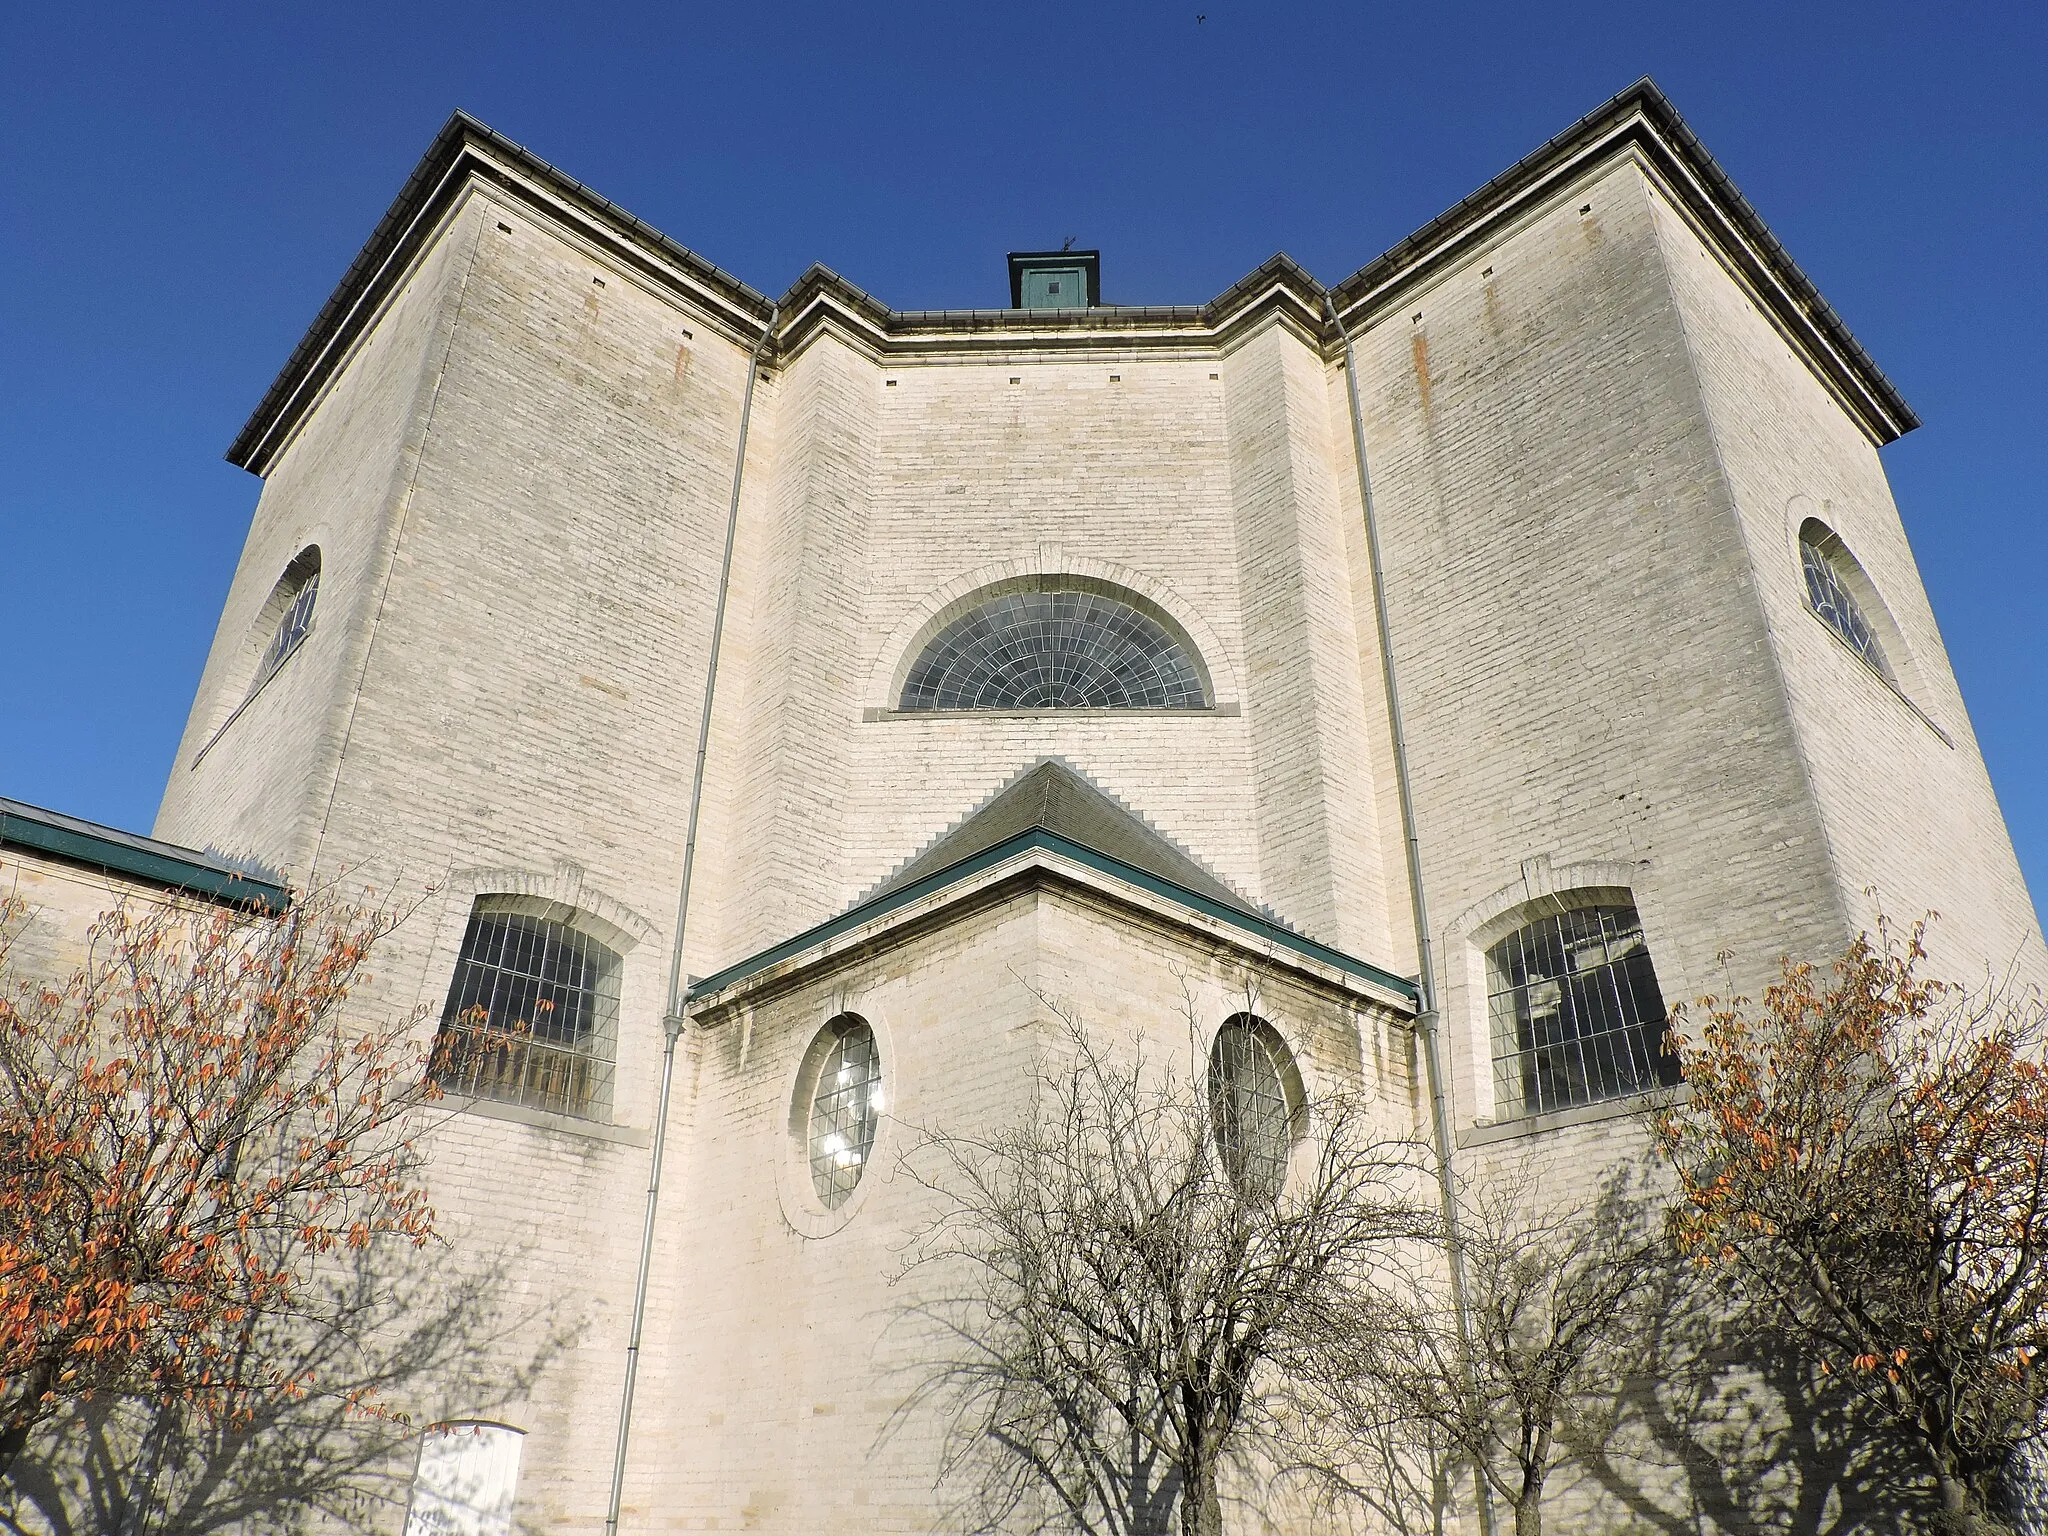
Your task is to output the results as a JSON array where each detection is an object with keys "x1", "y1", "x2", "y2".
[
  {"x1": 404, "y1": 1421, "x2": 523, "y2": 1536},
  {"x1": 1485, "y1": 903, "x2": 1676, "y2": 1119},
  {"x1": 432, "y1": 900, "x2": 622, "y2": 1119},
  {"x1": 802, "y1": 1015, "x2": 883, "y2": 1209},
  {"x1": 248, "y1": 546, "x2": 320, "y2": 698},
  {"x1": 1208, "y1": 1014, "x2": 1295, "y2": 1197},
  {"x1": 899, "y1": 583, "x2": 1208, "y2": 710},
  {"x1": 1799, "y1": 523, "x2": 1888, "y2": 677}
]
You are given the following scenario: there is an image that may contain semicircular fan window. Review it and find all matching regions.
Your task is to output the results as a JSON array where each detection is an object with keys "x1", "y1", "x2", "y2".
[{"x1": 899, "y1": 587, "x2": 1208, "y2": 710}]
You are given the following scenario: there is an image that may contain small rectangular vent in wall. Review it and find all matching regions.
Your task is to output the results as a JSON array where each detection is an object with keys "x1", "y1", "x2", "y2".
[
  {"x1": 592, "y1": 277, "x2": 605, "y2": 287},
  {"x1": 885, "y1": 379, "x2": 897, "y2": 387},
  {"x1": 496, "y1": 222, "x2": 512, "y2": 234},
  {"x1": 1009, "y1": 376, "x2": 1020, "y2": 384},
  {"x1": 1109, "y1": 374, "x2": 1120, "y2": 382},
  {"x1": 1209, "y1": 373, "x2": 1219, "y2": 380}
]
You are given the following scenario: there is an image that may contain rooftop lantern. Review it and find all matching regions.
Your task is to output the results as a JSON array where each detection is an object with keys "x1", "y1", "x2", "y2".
[{"x1": 1008, "y1": 249, "x2": 1100, "y2": 310}]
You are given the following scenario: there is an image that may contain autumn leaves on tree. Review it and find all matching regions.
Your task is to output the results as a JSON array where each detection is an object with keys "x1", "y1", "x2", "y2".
[
  {"x1": 1659, "y1": 921, "x2": 2048, "y2": 1535},
  {"x1": 0, "y1": 889, "x2": 441, "y2": 1479}
]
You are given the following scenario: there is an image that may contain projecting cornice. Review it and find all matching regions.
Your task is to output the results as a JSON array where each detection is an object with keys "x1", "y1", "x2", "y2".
[
  {"x1": 226, "y1": 80, "x2": 1915, "y2": 474},
  {"x1": 1325, "y1": 77, "x2": 1918, "y2": 444}
]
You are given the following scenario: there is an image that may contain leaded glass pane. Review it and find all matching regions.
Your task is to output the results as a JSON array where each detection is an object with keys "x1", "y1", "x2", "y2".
[
  {"x1": 1485, "y1": 904, "x2": 1676, "y2": 1120},
  {"x1": 1209, "y1": 1017, "x2": 1291, "y2": 1197},
  {"x1": 808, "y1": 1018, "x2": 882, "y2": 1209},
  {"x1": 250, "y1": 573, "x2": 318, "y2": 697},
  {"x1": 899, "y1": 587, "x2": 1207, "y2": 710},
  {"x1": 432, "y1": 904, "x2": 621, "y2": 1119},
  {"x1": 1801, "y1": 538, "x2": 1887, "y2": 675}
]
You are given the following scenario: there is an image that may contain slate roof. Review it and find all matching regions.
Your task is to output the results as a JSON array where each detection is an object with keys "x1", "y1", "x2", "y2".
[{"x1": 866, "y1": 759, "x2": 1257, "y2": 917}]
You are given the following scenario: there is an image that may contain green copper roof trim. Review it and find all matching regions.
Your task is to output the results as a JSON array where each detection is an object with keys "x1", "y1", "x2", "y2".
[
  {"x1": 686, "y1": 826, "x2": 1418, "y2": 1006},
  {"x1": 0, "y1": 799, "x2": 290, "y2": 914}
]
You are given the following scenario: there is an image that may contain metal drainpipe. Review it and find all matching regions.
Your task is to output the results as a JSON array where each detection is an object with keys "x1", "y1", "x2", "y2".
[
  {"x1": 1325, "y1": 295, "x2": 1497, "y2": 1536},
  {"x1": 603, "y1": 301, "x2": 778, "y2": 1536}
]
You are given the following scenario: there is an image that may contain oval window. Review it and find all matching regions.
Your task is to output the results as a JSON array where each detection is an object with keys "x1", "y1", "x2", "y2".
[
  {"x1": 1208, "y1": 1015, "x2": 1294, "y2": 1198},
  {"x1": 805, "y1": 1017, "x2": 882, "y2": 1209}
]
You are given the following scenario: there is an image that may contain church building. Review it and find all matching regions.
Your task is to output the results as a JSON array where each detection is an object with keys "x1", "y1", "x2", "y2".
[{"x1": 117, "y1": 78, "x2": 2046, "y2": 1531}]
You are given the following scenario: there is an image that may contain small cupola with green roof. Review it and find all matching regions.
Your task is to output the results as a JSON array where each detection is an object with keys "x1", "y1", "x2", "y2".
[{"x1": 1009, "y1": 249, "x2": 1100, "y2": 310}]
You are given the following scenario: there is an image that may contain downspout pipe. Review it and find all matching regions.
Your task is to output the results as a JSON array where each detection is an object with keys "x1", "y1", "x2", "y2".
[
  {"x1": 1326, "y1": 296, "x2": 1497, "y2": 1536},
  {"x1": 603, "y1": 302, "x2": 778, "y2": 1536}
]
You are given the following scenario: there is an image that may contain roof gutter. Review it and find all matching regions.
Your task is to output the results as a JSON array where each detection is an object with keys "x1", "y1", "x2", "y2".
[
  {"x1": 1327, "y1": 297, "x2": 1496, "y2": 1536},
  {"x1": 603, "y1": 301, "x2": 776, "y2": 1536}
]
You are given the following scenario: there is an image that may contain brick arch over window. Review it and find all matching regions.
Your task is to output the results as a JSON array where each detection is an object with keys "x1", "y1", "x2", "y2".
[
  {"x1": 870, "y1": 558, "x2": 1236, "y2": 713},
  {"x1": 1446, "y1": 860, "x2": 1681, "y2": 1126}
]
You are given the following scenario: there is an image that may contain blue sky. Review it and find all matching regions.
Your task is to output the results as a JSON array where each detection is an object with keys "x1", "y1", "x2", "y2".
[{"x1": 2, "y1": 2, "x2": 2042, "y2": 913}]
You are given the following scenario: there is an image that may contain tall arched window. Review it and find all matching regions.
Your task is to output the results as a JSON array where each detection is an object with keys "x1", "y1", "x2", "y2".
[
  {"x1": 247, "y1": 545, "x2": 320, "y2": 698},
  {"x1": 432, "y1": 899, "x2": 622, "y2": 1119},
  {"x1": 1799, "y1": 523, "x2": 1889, "y2": 678},
  {"x1": 1208, "y1": 1015, "x2": 1296, "y2": 1197},
  {"x1": 1485, "y1": 903, "x2": 1676, "y2": 1119},
  {"x1": 899, "y1": 583, "x2": 1208, "y2": 710}
]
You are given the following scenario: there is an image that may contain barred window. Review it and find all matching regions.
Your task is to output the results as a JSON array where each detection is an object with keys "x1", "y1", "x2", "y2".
[
  {"x1": 1800, "y1": 529, "x2": 1888, "y2": 677},
  {"x1": 805, "y1": 1016, "x2": 883, "y2": 1209},
  {"x1": 432, "y1": 901, "x2": 621, "y2": 1120},
  {"x1": 249, "y1": 546, "x2": 320, "y2": 698},
  {"x1": 1209, "y1": 1015, "x2": 1294, "y2": 1197},
  {"x1": 403, "y1": 1421, "x2": 523, "y2": 1536},
  {"x1": 1486, "y1": 903, "x2": 1677, "y2": 1120},
  {"x1": 899, "y1": 584, "x2": 1207, "y2": 710}
]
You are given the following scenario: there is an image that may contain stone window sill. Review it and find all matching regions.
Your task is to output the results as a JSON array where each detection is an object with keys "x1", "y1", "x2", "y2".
[
  {"x1": 1806, "y1": 608, "x2": 1952, "y2": 748},
  {"x1": 441, "y1": 1094, "x2": 649, "y2": 1147},
  {"x1": 1460, "y1": 1085, "x2": 1685, "y2": 1148}
]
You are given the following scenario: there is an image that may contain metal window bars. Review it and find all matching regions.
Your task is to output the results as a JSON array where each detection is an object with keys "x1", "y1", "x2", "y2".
[
  {"x1": 899, "y1": 587, "x2": 1207, "y2": 710},
  {"x1": 1485, "y1": 904, "x2": 1677, "y2": 1120},
  {"x1": 1209, "y1": 1016, "x2": 1292, "y2": 1197},
  {"x1": 433, "y1": 905, "x2": 621, "y2": 1119},
  {"x1": 807, "y1": 1018, "x2": 882, "y2": 1209}
]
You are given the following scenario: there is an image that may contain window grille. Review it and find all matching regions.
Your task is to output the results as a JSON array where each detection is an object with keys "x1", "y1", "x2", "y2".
[
  {"x1": 899, "y1": 586, "x2": 1207, "y2": 710},
  {"x1": 249, "y1": 573, "x2": 317, "y2": 704},
  {"x1": 432, "y1": 903, "x2": 620, "y2": 1120},
  {"x1": 1486, "y1": 904, "x2": 1676, "y2": 1120},
  {"x1": 403, "y1": 1421, "x2": 523, "y2": 1536},
  {"x1": 1801, "y1": 536, "x2": 1887, "y2": 676},
  {"x1": 806, "y1": 1017, "x2": 882, "y2": 1209},
  {"x1": 1208, "y1": 1015, "x2": 1292, "y2": 1197}
]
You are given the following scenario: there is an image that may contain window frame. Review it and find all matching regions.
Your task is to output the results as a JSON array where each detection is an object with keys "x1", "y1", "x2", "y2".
[
  {"x1": 1480, "y1": 900, "x2": 1677, "y2": 1123},
  {"x1": 893, "y1": 576, "x2": 1215, "y2": 714},
  {"x1": 1207, "y1": 1013, "x2": 1303, "y2": 1198},
  {"x1": 430, "y1": 897, "x2": 624, "y2": 1123}
]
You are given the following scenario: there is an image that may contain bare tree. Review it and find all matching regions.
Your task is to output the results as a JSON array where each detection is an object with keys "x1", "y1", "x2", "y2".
[
  {"x1": 1356, "y1": 1163, "x2": 1668, "y2": 1536},
  {"x1": 1656, "y1": 920, "x2": 2048, "y2": 1535},
  {"x1": 899, "y1": 993, "x2": 1434, "y2": 1536}
]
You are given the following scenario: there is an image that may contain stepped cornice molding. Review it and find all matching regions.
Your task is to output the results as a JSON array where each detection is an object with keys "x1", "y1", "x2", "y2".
[{"x1": 227, "y1": 80, "x2": 1914, "y2": 475}]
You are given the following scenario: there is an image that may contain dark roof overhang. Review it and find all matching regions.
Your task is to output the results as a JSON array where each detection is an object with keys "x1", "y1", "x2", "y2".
[
  {"x1": 1, "y1": 798, "x2": 289, "y2": 912},
  {"x1": 683, "y1": 823, "x2": 1419, "y2": 1016},
  {"x1": 228, "y1": 79, "x2": 1913, "y2": 476}
]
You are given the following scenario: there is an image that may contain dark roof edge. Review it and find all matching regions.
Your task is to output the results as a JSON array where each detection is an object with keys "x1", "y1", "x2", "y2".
[
  {"x1": 1327, "y1": 77, "x2": 1917, "y2": 443},
  {"x1": 231, "y1": 82, "x2": 1912, "y2": 473},
  {"x1": 227, "y1": 111, "x2": 775, "y2": 474},
  {"x1": 684, "y1": 825, "x2": 1419, "y2": 1008},
  {"x1": 1, "y1": 798, "x2": 290, "y2": 912}
]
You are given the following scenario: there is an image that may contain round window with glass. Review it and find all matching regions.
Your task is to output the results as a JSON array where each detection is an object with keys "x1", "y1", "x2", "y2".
[
  {"x1": 1208, "y1": 1015, "x2": 1295, "y2": 1198},
  {"x1": 804, "y1": 1016, "x2": 883, "y2": 1209}
]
